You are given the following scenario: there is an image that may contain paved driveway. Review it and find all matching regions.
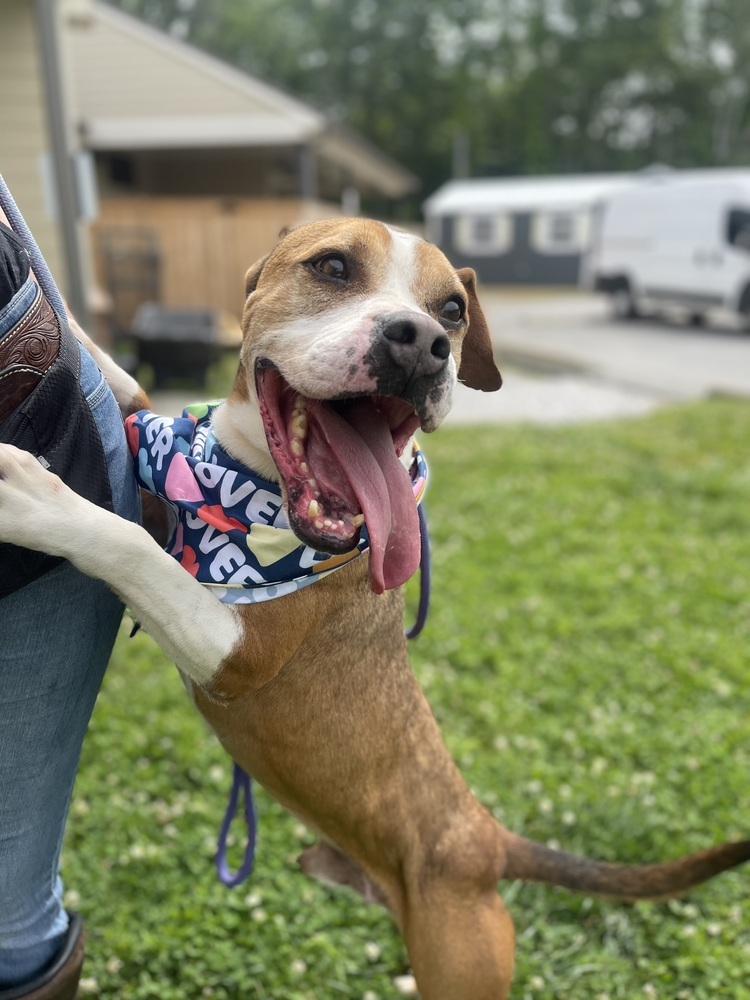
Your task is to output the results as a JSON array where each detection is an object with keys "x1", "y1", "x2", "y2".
[
  {"x1": 485, "y1": 290, "x2": 750, "y2": 397},
  {"x1": 445, "y1": 290, "x2": 750, "y2": 426}
]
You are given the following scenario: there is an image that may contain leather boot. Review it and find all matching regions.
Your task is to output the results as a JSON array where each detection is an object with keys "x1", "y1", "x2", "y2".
[{"x1": 0, "y1": 914, "x2": 84, "y2": 1000}]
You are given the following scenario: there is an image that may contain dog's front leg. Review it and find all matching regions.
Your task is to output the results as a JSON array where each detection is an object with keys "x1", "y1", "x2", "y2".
[{"x1": 0, "y1": 443, "x2": 240, "y2": 689}]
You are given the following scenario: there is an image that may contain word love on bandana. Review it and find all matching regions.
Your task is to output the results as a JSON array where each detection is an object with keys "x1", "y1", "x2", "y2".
[{"x1": 125, "y1": 403, "x2": 427, "y2": 605}]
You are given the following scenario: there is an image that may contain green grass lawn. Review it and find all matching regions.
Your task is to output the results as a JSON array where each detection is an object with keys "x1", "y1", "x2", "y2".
[{"x1": 65, "y1": 398, "x2": 750, "y2": 999}]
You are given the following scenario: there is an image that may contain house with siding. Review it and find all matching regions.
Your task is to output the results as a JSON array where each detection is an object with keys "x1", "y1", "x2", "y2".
[
  {"x1": 1, "y1": 0, "x2": 417, "y2": 331},
  {"x1": 0, "y1": 0, "x2": 83, "y2": 302},
  {"x1": 63, "y1": 3, "x2": 417, "y2": 324}
]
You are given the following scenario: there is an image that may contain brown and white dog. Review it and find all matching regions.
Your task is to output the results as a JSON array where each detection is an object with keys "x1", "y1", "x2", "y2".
[{"x1": 0, "y1": 219, "x2": 748, "y2": 999}]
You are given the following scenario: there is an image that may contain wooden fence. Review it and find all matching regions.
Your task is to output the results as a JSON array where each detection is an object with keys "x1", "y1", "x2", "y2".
[{"x1": 90, "y1": 196, "x2": 342, "y2": 328}]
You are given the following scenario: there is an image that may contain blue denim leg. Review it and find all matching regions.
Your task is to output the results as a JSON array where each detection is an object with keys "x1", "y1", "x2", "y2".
[
  {"x1": 0, "y1": 291, "x2": 140, "y2": 986},
  {"x1": 0, "y1": 274, "x2": 36, "y2": 333}
]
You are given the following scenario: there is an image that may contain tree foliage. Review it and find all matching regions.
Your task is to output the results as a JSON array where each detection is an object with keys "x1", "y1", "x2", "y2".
[{"x1": 106, "y1": 0, "x2": 750, "y2": 203}]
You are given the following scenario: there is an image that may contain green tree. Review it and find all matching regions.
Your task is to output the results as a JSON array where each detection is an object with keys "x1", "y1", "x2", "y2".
[{"x1": 105, "y1": 0, "x2": 750, "y2": 210}]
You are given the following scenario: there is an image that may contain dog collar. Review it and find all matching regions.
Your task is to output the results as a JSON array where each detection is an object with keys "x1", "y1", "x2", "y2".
[{"x1": 125, "y1": 402, "x2": 427, "y2": 604}]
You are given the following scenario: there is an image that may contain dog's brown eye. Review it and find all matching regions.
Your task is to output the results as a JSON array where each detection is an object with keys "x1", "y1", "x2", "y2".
[
  {"x1": 312, "y1": 255, "x2": 349, "y2": 283},
  {"x1": 440, "y1": 298, "x2": 464, "y2": 324}
]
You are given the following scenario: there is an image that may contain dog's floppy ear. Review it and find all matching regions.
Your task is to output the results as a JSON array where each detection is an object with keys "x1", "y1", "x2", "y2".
[
  {"x1": 456, "y1": 268, "x2": 502, "y2": 391},
  {"x1": 245, "y1": 254, "x2": 271, "y2": 297}
]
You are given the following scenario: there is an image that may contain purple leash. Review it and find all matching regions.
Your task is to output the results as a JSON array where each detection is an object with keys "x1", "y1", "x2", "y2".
[
  {"x1": 405, "y1": 504, "x2": 431, "y2": 640},
  {"x1": 215, "y1": 504, "x2": 431, "y2": 887},
  {"x1": 215, "y1": 764, "x2": 256, "y2": 887}
]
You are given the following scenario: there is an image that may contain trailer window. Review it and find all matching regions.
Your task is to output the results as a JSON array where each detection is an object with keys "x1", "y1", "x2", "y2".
[
  {"x1": 531, "y1": 211, "x2": 590, "y2": 254},
  {"x1": 455, "y1": 214, "x2": 512, "y2": 256},
  {"x1": 726, "y1": 209, "x2": 750, "y2": 251}
]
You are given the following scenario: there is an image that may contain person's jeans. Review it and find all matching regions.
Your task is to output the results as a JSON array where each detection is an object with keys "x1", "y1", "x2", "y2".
[{"x1": 0, "y1": 276, "x2": 140, "y2": 986}]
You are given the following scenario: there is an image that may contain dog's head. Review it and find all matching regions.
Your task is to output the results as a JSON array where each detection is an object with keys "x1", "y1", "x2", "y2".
[{"x1": 216, "y1": 218, "x2": 501, "y2": 593}]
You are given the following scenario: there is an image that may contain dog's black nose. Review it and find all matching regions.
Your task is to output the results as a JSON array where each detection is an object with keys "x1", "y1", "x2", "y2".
[{"x1": 379, "y1": 313, "x2": 451, "y2": 379}]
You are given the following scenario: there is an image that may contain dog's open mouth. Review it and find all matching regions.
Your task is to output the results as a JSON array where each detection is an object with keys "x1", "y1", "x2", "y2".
[{"x1": 256, "y1": 363, "x2": 422, "y2": 594}]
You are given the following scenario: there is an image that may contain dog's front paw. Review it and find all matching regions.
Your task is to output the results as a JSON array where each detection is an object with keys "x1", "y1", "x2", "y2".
[{"x1": 0, "y1": 443, "x2": 82, "y2": 555}]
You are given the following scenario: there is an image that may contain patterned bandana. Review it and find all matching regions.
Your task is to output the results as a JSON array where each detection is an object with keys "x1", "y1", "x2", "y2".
[{"x1": 125, "y1": 403, "x2": 427, "y2": 605}]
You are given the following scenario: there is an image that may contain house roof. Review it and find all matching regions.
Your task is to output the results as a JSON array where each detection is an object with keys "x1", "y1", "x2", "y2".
[
  {"x1": 424, "y1": 174, "x2": 636, "y2": 215},
  {"x1": 65, "y1": 3, "x2": 417, "y2": 196}
]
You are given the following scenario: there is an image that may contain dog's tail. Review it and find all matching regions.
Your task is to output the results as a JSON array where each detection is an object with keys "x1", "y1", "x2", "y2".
[{"x1": 501, "y1": 831, "x2": 750, "y2": 900}]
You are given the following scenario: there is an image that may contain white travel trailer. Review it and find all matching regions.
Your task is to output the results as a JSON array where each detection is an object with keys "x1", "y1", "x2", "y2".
[
  {"x1": 424, "y1": 174, "x2": 633, "y2": 286},
  {"x1": 585, "y1": 169, "x2": 750, "y2": 326}
]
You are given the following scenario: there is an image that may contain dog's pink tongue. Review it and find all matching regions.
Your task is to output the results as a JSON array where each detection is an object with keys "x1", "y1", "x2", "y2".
[{"x1": 309, "y1": 399, "x2": 420, "y2": 594}]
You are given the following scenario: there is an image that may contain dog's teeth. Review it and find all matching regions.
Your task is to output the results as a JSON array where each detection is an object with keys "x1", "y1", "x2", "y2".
[
  {"x1": 291, "y1": 413, "x2": 308, "y2": 438},
  {"x1": 351, "y1": 514, "x2": 365, "y2": 527},
  {"x1": 308, "y1": 500, "x2": 320, "y2": 518},
  {"x1": 323, "y1": 519, "x2": 333, "y2": 528},
  {"x1": 300, "y1": 462, "x2": 309, "y2": 475},
  {"x1": 314, "y1": 518, "x2": 325, "y2": 531},
  {"x1": 290, "y1": 439, "x2": 304, "y2": 457}
]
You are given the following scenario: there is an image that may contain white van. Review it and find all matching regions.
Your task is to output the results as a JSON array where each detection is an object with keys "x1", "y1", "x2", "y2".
[{"x1": 584, "y1": 170, "x2": 750, "y2": 327}]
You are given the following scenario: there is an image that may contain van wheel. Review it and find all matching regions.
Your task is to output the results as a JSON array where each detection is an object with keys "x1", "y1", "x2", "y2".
[
  {"x1": 611, "y1": 283, "x2": 639, "y2": 320},
  {"x1": 688, "y1": 311, "x2": 705, "y2": 327}
]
